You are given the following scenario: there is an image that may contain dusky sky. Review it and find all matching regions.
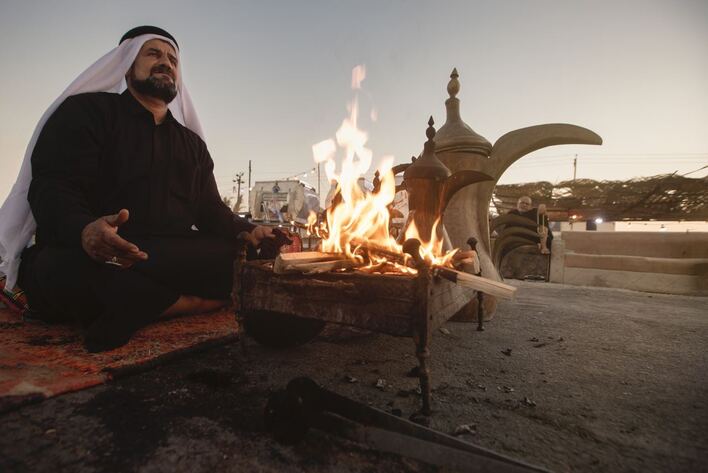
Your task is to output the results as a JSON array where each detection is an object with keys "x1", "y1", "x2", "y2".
[{"x1": 1, "y1": 0, "x2": 706, "y2": 202}]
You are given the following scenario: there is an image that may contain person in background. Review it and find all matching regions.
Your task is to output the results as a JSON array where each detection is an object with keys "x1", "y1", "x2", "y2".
[{"x1": 508, "y1": 196, "x2": 553, "y2": 253}]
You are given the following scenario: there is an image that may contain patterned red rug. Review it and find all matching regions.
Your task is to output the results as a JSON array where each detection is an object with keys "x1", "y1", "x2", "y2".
[{"x1": 0, "y1": 305, "x2": 239, "y2": 413}]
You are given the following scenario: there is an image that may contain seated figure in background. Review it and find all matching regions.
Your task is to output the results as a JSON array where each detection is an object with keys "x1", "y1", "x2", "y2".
[{"x1": 508, "y1": 196, "x2": 553, "y2": 253}]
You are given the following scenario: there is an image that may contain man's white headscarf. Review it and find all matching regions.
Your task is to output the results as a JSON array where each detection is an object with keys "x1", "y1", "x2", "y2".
[{"x1": 0, "y1": 29, "x2": 204, "y2": 289}]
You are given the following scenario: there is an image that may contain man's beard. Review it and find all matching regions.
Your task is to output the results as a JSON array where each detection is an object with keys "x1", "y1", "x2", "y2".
[{"x1": 129, "y1": 67, "x2": 177, "y2": 104}]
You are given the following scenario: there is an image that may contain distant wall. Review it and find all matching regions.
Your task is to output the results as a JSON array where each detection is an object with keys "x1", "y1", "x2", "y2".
[
  {"x1": 559, "y1": 222, "x2": 615, "y2": 232},
  {"x1": 559, "y1": 221, "x2": 708, "y2": 233},
  {"x1": 549, "y1": 232, "x2": 708, "y2": 296}
]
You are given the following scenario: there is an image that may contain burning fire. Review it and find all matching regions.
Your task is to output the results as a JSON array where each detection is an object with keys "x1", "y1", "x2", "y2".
[{"x1": 308, "y1": 66, "x2": 457, "y2": 273}]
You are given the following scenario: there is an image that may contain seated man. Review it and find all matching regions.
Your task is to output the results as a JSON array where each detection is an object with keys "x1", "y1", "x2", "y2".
[
  {"x1": 508, "y1": 196, "x2": 553, "y2": 253},
  {"x1": 0, "y1": 26, "x2": 272, "y2": 352}
]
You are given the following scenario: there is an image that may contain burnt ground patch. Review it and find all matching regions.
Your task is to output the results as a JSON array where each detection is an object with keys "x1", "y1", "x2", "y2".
[
  {"x1": 71, "y1": 355, "x2": 263, "y2": 471},
  {"x1": 1, "y1": 342, "x2": 432, "y2": 472}
]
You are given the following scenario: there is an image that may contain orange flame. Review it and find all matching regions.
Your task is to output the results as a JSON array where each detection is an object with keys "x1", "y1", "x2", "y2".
[{"x1": 309, "y1": 65, "x2": 456, "y2": 273}]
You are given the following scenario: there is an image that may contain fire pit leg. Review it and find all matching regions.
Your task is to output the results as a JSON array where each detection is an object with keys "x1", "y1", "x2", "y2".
[
  {"x1": 405, "y1": 238, "x2": 433, "y2": 415},
  {"x1": 413, "y1": 265, "x2": 432, "y2": 415},
  {"x1": 415, "y1": 334, "x2": 432, "y2": 416}
]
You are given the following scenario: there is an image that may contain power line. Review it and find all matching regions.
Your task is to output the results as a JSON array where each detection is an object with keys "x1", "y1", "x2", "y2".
[
  {"x1": 681, "y1": 165, "x2": 708, "y2": 177},
  {"x1": 581, "y1": 152, "x2": 708, "y2": 157},
  {"x1": 517, "y1": 156, "x2": 707, "y2": 163},
  {"x1": 509, "y1": 159, "x2": 707, "y2": 168}
]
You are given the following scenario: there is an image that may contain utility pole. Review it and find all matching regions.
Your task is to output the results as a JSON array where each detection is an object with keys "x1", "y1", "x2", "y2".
[
  {"x1": 233, "y1": 172, "x2": 244, "y2": 212},
  {"x1": 317, "y1": 163, "x2": 321, "y2": 203},
  {"x1": 248, "y1": 160, "x2": 252, "y2": 213},
  {"x1": 573, "y1": 154, "x2": 578, "y2": 181}
]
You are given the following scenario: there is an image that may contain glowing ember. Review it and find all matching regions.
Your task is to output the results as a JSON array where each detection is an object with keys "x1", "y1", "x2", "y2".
[{"x1": 308, "y1": 66, "x2": 457, "y2": 273}]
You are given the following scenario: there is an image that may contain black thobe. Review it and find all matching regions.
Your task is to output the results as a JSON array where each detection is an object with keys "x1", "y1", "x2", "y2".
[{"x1": 18, "y1": 90, "x2": 254, "y2": 351}]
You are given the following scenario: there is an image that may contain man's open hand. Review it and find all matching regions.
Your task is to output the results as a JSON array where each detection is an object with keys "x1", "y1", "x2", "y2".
[
  {"x1": 81, "y1": 209, "x2": 148, "y2": 268},
  {"x1": 246, "y1": 225, "x2": 275, "y2": 247}
]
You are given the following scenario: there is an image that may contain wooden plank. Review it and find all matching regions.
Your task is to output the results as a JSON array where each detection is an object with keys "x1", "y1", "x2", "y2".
[
  {"x1": 274, "y1": 251, "x2": 349, "y2": 274},
  {"x1": 277, "y1": 251, "x2": 340, "y2": 263},
  {"x1": 450, "y1": 271, "x2": 516, "y2": 300},
  {"x1": 289, "y1": 259, "x2": 360, "y2": 274}
]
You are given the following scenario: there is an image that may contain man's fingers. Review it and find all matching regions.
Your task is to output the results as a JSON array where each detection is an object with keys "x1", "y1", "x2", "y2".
[
  {"x1": 256, "y1": 226, "x2": 275, "y2": 240},
  {"x1": 245, "y1": 233, "x2": 259, "y2": 247},
  {"x1": 104, "y1": 231, "x2": 141, "y2": 255},
  {"x1": 99, "y1": 232, "x2": 148, "y2": 262},
  {"x1": 81, "y1": 213, "x2": 138, "y2": 264},
  {"x1": 101, "y1": 254, "x2": 136, "y2": 270},
  {"x1": 94, "y1": 246, "x2": 147, "y2": 266},
  {"x1": 110, "y1": 256, "x2": 137, "y2": 269},
  {"x1": 105, "y1": 209, "x2": 130, "y2": 227},
  {"x1": 246, "y1": 226, "x2": 275, "y2": 247},
  {"x1": 108, "y1": 249, "x2": 148, "y2": 262},
  {"x1": 89, "y1": 242, "x2": 132, "y2": 263}
]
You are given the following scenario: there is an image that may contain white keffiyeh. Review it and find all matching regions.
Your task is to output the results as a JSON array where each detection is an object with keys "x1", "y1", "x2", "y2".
[{"x1": 0, "y1": 33, "x2": 204, "y2": 289}]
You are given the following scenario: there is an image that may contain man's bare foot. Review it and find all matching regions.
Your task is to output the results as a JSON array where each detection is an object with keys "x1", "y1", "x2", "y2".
[{"x1": 161, "y1": 295, "x2": 230, "y2": 318}]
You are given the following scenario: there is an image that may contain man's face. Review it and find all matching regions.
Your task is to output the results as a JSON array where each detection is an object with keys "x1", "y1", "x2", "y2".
[
  {"x1": 517, "y1": 197, "x2": 532, "y2": 212},
  {"x1": 127, "y1": 39, "x2": 179, "y2": 103}
]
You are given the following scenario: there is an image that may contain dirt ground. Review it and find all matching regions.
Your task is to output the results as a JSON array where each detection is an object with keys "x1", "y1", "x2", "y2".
[{"x1": 1, "y1": 281, "x2": 707, "y2": 473}]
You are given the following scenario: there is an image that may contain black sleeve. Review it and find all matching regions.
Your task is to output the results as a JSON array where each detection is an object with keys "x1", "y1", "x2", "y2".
[
  {"x1": 28, "y1": 95, "x2": 105, "y2": 248},
  {"x1": 195, "y1": 147, "x2": 255, "y2": 238}
]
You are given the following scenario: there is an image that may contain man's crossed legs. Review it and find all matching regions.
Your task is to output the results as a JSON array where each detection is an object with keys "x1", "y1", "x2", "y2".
[{"x1": 19, "y1": 235, "x2": 237, "y2": 352}]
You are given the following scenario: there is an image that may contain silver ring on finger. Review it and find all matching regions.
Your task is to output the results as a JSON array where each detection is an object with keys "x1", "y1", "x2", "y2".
[{"x1": 105, "y1": 255, "x2": 122, "y2": 267}]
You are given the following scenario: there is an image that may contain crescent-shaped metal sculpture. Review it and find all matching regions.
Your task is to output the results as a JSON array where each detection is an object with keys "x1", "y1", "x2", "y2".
[
  {"x1": 492, "y1": 232, "x2": 540, "y2": 268},
  {"x1": 430, "y1": 68, "x2": 602, "y2": 317}
]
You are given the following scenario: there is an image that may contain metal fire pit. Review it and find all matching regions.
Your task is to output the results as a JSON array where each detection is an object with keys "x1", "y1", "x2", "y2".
[
  {"x1": 235, "y1": 119, "x2": 492, "y2": 414},
  {"x1": 234, "y1": 251, "x2": 476, "y2": 415}
]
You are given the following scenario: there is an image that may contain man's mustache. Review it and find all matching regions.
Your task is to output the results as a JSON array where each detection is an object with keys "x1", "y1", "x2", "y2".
[{"x1": 150, "y1": 65, "x2": 175, "y2": 80}]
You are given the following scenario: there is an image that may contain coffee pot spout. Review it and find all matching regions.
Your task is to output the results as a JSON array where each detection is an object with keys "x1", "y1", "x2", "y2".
[{"x1": 440, "y1": 170, "x2": 494, "y2": 213}]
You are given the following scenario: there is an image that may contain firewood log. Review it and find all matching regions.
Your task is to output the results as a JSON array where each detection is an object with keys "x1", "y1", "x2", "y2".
[
  {"x1": 274, "y1": 251, "x2": 348, "y2": 274},
  {"x1": 434, "y1": 267, "x2": 516, "y2": 300}
]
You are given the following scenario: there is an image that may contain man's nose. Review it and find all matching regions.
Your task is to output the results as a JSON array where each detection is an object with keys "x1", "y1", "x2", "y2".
[{"x1": 156, "y1": 54, "x2": 172, "y2": 69}]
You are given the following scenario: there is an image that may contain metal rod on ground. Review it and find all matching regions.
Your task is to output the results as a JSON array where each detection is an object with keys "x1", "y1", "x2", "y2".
[
  {"x1": 266, "y1": 377, "x2": 552, "y2": 473},
  {"x1": 313, "y1": 412, "x2": 543, "y2": 473}
]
